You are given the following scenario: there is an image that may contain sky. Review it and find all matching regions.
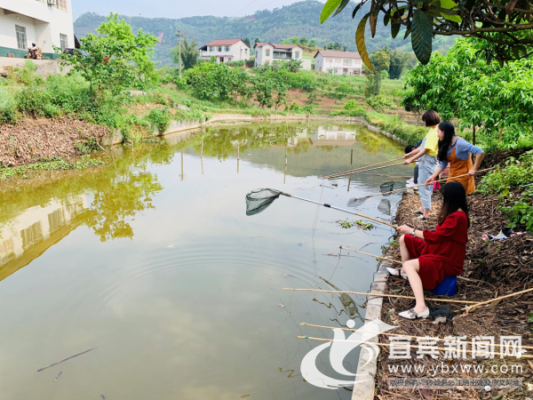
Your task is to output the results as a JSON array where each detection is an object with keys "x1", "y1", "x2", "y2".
[{"x1": 72, "y1": 0, "x2": 325, "y2": 20}]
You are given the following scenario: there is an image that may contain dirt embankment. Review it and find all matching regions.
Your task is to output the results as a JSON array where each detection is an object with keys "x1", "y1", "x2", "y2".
[
  {"x1": 0, "y1": 118, "x2": 110, "y2": 167},
  {"x1": 375, "y1": 162, "x2": 533, "y2": 400}
]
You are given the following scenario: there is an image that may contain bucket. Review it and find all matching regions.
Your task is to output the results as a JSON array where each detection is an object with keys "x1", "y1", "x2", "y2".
[{"x1": 431, "y1": 276, "x2": 458, "y2": 297}]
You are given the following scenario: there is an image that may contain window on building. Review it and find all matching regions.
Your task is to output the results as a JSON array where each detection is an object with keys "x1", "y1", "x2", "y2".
[
  {"x1": 295, "y1": 51, "x2": 300, "y2": 58},
  {"x1": 225, "y1": 46, "x2": 230, "y2": 52},
  {"x1": 327, "y1": 58, "x2": 332, "y2": 64},
  {"x1": 60, "y1": 34, "x2": 68, "y2": 51},
  {"x1": 218, "y1": 47, "x2": 222, "y2": 52},
  {"x1": 56, "y1": 0, "x2": 68, "y2": 11},
  {"x1": 343, "y1": 59, "x2": 353, "y2": 66},
  {"x1": 15, "y1": 25, "x2": 27, "y2": 50},
  {"x1": 266, "y1": 49, "x2": 270, "y2": 56},
  {"x1": 209, "y1": 46, "x2": 214, "y2": 52},
  {"x1": 245, "y1": 48, "x2": 248, "y2": 54}
]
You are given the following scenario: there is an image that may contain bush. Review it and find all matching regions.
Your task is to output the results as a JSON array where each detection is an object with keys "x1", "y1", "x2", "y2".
[
  {"x1": 16, "y1": 86, "x2": 52, "y2": 117},
  {"x1": 245, "y1": 59, "x2": 255, "y2": 68},
  {"x1": 0, "y1": 88, "x2": 18, "y2": 124},
  {"x1": 366, "y1": 95, "x2": 394, "y2": 111},
  {"x1": 227, "y1": 60, "x2": 245, "y2": 67},
  {"x1": 479, "y1": 151, "x2": 533, "y2": 232},
  {"x1": 146, "y1": 108, "x2": 172, "y2": 134},
  {"x1": 185, "y1": 62, "x2": 249, "y2": 101}
]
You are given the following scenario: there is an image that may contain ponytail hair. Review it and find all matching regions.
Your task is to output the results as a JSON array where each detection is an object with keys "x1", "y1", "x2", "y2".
[{"x1": 437, "y1": 121, "x2": 455, "y2": 163}]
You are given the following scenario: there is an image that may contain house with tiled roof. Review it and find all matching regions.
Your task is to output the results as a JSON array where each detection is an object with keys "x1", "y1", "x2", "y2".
[
  {"x1": 314, "y1": 50, "x2": 363, "y2": 75},
  {"x1": 253, "y1": 42, "x2": 311, "y2": 70},
  {"x1": 198, "y1": 39, "x2": 250, "y2": 63}
]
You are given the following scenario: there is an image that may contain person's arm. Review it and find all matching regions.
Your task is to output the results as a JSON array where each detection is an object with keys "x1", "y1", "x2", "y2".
[
  {"x1": 397, "y1": 225, "x2": 425, "y2": 240},
  {"x1": 403, "y1": 148, "x2": 419, "y2": 159},
  {"x1": 403, "y1": 147, "x2": 428, "y2": 165},
  {"x1": 469, "y1": 152, "x2": 485, "y2": 175},
  {"x1": 426, "y1": 165, "x2": 445, "y2": 185}
]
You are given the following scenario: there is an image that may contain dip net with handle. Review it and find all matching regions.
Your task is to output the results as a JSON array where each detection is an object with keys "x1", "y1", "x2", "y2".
[
  {"x1": 246, "y1": 188, "x2": 282, "y2": 216},
  {"x1": 347, "y1": 181, "x2": 399, "y2": 208}
]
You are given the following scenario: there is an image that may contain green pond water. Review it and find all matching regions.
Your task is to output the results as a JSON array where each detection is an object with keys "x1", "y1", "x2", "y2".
[{"x1": 0, "y1": 123, "x2": 412, "y2": 400}]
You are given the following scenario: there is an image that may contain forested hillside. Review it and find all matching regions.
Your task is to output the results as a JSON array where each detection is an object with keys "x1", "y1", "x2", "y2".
[{"x1": 74, "y1": 0, "x2": 454, "y2": 66}]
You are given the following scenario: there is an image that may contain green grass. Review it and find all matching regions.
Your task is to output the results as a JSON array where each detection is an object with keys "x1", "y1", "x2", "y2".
[{"x1": 0, "y1": 157, "x2": 105, "y2": 180}]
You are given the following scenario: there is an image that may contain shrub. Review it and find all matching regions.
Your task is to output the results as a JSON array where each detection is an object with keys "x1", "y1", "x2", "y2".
[
  {"x1": 245, "y1": 59, "x2": 255, "y2": 68},
  {"x1": 16, "y1": 86, "x2": 52, "y2": 117},
  {"x1": 146, "y1": 108, "x2": 172, "y2": 134},
  {"x1": 0, "y1": 88, "x2": 18, "y2": 124},
  {"x1": 185, "y1": 62, "x2": 249, "y2": 101},
  {"x1": 479, "y1": 151, "x2": 533, "y2": 232},
  {"x1": 366, "y1": 95, "x2": 394, "y2": 111}
]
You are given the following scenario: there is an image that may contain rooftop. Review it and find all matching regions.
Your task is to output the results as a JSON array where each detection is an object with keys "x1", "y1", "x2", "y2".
[
  {"x1": 314, "y1": 50, "x2": 362, "y2": 59},
  {"x1": 199, "y1": 39, "x2": 250, "y2": 50}
]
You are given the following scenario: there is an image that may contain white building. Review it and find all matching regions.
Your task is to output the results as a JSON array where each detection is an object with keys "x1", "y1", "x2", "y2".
[
  {"x1": 199, "y1": 39, "x2": 251, "y2": 63},
  {"x1": 314, "y1": 50, "x2": 363, "y2": 75},
  {"x1": 0, "y1": 0, "x2": 75, "y2": 59},
  {"x1": 254, "y1": 42, "x2": 311, "y2": 70}
]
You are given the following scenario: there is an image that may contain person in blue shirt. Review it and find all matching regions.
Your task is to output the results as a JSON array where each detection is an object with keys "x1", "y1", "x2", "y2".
[{"x1": 426, "y1": 121, "x2": 485, "y2": 194}]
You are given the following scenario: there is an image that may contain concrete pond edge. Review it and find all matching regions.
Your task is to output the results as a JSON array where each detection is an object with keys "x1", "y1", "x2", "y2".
[{"x1": 105, "y1": 113, "x2": 407, "y2": 146}]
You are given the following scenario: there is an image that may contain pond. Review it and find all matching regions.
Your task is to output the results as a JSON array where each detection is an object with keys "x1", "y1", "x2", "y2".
[{"x1": 0, "y1": 123, "x2": 412, "y2": 400}]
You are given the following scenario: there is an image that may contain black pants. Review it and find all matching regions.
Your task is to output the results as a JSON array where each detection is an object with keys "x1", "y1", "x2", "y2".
[{"x1": 414, "y1": 164, "x2": 419, "y2": 184}]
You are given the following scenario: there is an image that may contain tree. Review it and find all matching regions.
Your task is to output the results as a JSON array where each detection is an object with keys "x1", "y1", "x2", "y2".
[
  {"x1": 320, "y1": 0, "x2": 533, "y2": 69},
  {"x1": 244, "y1": 38, "x2": 251, "y2": 47},
  {"x1": 255, "y1": 38, "x2": 261, "y2": 45},
  {"x1": 300, "y1": 37, "x2": 309, "y2": 45},
  {"x1": 283, "y1": 59, "x2": 303, "y2": 72},
  {"x1": 59, "y1": 13, "x2": 157, "y2": 96},
  {"x1": 291, "y1": 36, "x2": 299, "y2": 44},
  {"x1": 402, "y1": 38, "x2": 533, "y2": 146},
  {"x1": 309, "y1": 39, "x2": 316, "y2": 48},
  {"x1": 171, "y1": 38, "x2": 199, "y2": 70},
  {"x1": 365, "y1": 48, "x2": 390, "y2": 96},
  {"x1": 185, "y1": 62, "x2": 249, "y2": 102},
  {"x1": 382, "y1": 47, "x2": 411, "y2": 79}
]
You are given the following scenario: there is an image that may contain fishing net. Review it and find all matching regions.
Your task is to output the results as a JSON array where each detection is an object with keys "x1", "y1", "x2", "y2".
[
  {"x1": 347, "y1": 182, "x2": 398, "y2": 208},
  {"x1": 378, "y1": 199, "x2": 391, "y2": 215},
  {"x1": 245, "y1": 188, "x2": 282, "y2": 216},
  {"x1": 380, "y1": 182, "x2": 395, "y2": 196}
]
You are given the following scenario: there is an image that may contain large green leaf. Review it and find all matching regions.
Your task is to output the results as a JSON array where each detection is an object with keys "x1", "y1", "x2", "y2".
[
  {"x1": 352, "y1": 2, "x2": 365, "y2": 18},
  {"x1": 321, "y1": 0, "x2": 343, "y2": 23},
  {"x1": 356, "y1": 14, "x2": 374, "y2": 72},
  {"x1": 391, "y1": 20, "x2": 401, "y2": 38},
  {"x1": 432, "y1": 0, "x2": 463, "y2": 22},
  {"x1": 411, "y1": 10, "x2": 433, "y2": 64},
  {"x1": 334, "y1": 0, "x2": 351, "y2": 17}
]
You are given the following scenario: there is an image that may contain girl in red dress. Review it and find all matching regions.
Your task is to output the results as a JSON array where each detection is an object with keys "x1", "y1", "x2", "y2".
[{"x1": 389, "y1": 181, "x2": 469, "y2": 319}]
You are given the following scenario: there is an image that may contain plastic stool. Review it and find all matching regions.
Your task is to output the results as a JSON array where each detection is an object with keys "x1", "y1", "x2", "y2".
[{"x1": 431, "y1": 276, "x2": 458, "y2": 297}]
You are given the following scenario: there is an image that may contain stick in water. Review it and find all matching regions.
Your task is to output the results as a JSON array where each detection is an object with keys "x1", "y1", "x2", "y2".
[
  {"x1": 54, "y1": 371, "x2": 62, "y2": 382},
  {"x1": 37, "y1": 348, "x2": 94, "y2": 372}
]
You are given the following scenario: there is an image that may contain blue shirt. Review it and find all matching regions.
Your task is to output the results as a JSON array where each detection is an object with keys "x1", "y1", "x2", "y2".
[{"x1": 438, "y1": 138, "x2": 484, "y2": 170}]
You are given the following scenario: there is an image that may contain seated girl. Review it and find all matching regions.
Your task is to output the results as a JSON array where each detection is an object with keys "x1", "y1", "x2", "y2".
[{"x1": 387, "y1": 181, "x2": 469, "y2": 319}]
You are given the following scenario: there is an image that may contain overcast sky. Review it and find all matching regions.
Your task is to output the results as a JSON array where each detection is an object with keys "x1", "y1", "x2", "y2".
[{"x1": 72, "y1": 0, "x2": 325, "y2": 20}]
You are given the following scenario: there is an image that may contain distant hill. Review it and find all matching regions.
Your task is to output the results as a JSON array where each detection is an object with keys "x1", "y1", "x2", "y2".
[{"x1": 74, "y1": 0, "x2": 454, "y2": 67}]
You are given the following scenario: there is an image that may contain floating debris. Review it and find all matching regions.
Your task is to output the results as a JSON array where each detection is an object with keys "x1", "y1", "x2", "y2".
[
  {"x1": 278, "y1": 304, "x2": 285, "y2": 308},
  {"x1": 54, "y1": 371, "x2": 62, "y2": 382}
]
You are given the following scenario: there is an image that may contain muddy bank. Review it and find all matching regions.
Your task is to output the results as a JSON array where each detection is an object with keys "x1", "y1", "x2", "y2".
[
  {"x1": 373, "y1": 172, "x2": 533, "y2": 399},
  {"x1": 0, "y1": 118, "x2": 109, "y2": 167}
]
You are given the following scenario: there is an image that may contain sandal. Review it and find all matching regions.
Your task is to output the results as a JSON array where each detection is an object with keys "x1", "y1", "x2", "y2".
[
  {"x1": 386, "y1": 267, "x2": 407, "y2": 279},
  {"x1": 411, "y1": 210, "x2": 423, "y2": 215},
  {"x1": 399, "y1": 307, "x2": 430, "y2": 320},
  {"x1": 416, "y1": 215, "x2": 428, "y2": 221}
]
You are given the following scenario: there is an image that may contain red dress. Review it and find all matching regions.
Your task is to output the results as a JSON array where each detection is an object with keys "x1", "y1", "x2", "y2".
[{"x1": 403, "y1": 211, "x2": 468, "y2": 290}]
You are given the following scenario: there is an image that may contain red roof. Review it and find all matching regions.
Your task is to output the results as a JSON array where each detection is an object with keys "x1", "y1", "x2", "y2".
[
  {"x1": 314, "y1": 50, "x2": 362, "y2": 59},
  {"x1": 199, "y1": 39, "x2": 250, "y2": 50},
  {"x1": 254, "y1": 42, "x2": 302, "y2": 50}
]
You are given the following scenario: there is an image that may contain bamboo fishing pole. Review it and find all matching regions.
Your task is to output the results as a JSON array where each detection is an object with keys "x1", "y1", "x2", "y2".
[
  {"x1": 360, "y1": 168, "x2": 495, "y2": 199},
  {"x1": 337, "y1": 246, "x2": 479, "y2": 283},
  {"x1": 282, "y1": 288, "x2": 477, "y2": 304},
  {"x1": 299, "y1": 322, "x2": 533, "y2": 350},
  {"x1": 465, "y1": 287, "x2": 533, "y2": 313},
  {"x1": 324, "y1": 157, "x2": 404, "y2": 179},
  {"x1": 324, "y1": 162, "x2": 406, "y2": 179},
  {"x1": 295, "y1": 336, "x2": 533, "y2": 359}
]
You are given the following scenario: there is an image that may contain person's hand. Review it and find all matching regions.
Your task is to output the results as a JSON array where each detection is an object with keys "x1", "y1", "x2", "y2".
[
  {"x1": 403, "y1": 159, "x2": 412, "y2": 165},
  {"x1": 468, "y1": 168, "x2": 477, "y2": 176},
  {"x1": 397, "y1": 225, "x2": 413, "y2": 235},
  {"x1": 425, "y1": 176, "x2": 436, "y2": 186}
]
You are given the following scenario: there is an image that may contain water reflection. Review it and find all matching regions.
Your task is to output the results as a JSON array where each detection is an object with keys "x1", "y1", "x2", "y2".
[{"x1": 0, "y1": 123, "x2": 408, "y2": 400}]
